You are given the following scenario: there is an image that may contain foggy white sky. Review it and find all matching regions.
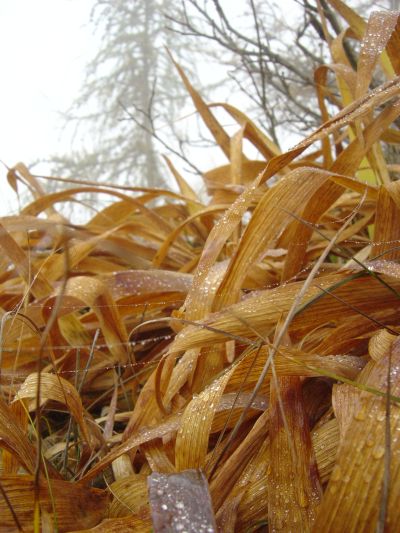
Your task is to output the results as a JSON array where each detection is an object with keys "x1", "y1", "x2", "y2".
[
  {"x1": 0, "y1": 0, "x2": 375, "y2": 217},
  {"x1": 0, "y1": 0, "x2": 306, "y2": 217},
  {"x1": 0, "y1": 0, "x2": 95, "y2": 215}
]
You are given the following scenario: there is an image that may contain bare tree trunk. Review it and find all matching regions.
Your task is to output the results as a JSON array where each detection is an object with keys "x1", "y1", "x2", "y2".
[{"x1": 141, "y1": 0, "x2": 165, "y2": 188}]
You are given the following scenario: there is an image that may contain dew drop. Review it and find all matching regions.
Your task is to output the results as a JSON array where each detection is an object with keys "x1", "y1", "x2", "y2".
[
  {"x1": 330, "y1": 466, "x2": 342, "y2": 482},
  {"x1": 372, "y1": 446, "x2": 385, "y2": 459},
  {"x1": 354, "y1": 409, "x2": 366, "y2": 421}
]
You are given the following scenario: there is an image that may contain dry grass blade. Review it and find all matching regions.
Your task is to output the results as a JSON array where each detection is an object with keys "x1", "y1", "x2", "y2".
[
  {"x1": 0, "y1": 397, "x2": 39, "y2": 475},
  {"x1": 69, "y1": 512, "x2": 152, "y2": 533},
  {"x1": 313, "y1": 337, "x2": 400, "y2": 531},
  {"x1": 0, "y1": 475, "x2": 108, "y2": 532},
  {"x1": 2, "y1": 2, "x2": 400, "y2": 531},
  {"x1": 15, "y1": 372, "x2": 97, "y2": 449}
]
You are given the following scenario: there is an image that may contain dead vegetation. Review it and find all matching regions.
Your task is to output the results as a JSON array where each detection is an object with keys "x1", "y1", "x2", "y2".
[{"x1": 1, "y1": 1, "x2": 400, "y2": 532}]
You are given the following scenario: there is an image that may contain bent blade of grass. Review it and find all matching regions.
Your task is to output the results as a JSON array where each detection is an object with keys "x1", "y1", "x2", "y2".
[
  {"x1": 243, "y1": 193, "x2": 362, "y2": 530},
  {"x1": 313, "y1": 337, "x2": 400, "y2": 531}
]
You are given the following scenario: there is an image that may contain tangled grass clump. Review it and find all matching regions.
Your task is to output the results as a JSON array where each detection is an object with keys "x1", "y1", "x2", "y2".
[{"x1": 1, "y1": 2, "x2": 400, "y2": 531}]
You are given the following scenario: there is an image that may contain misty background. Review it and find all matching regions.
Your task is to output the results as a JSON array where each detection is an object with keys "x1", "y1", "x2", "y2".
[{"x1": 0, "y1": 0, "x2": 397, "y2": 217}]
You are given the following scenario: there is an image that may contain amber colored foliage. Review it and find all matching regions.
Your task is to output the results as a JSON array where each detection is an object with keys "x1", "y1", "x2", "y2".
[{"x1": 1, "y1": 3, "x2": 400, "y2": 532}]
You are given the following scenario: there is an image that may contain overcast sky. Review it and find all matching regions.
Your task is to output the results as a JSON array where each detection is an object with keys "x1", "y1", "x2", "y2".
[
  {"x1": 0, "y1": 0, "x2": 385, "y2": 217},
  {"x1": 0, "y1": 0, "x2": 95, "y2": 215},
  {"x1": 0, "y1": 0, "x2": 313, "y2": 218}
]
